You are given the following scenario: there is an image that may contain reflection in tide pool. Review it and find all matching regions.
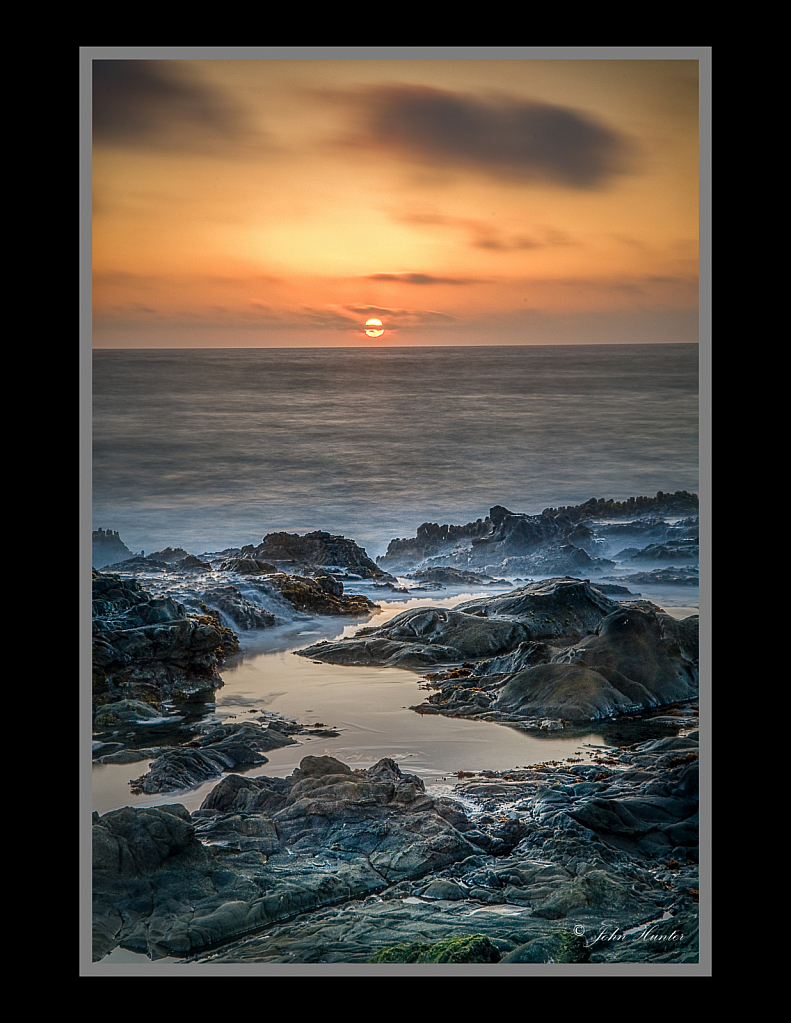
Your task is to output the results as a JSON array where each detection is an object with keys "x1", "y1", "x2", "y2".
[{"x1": 92, "y1": 592, "x2": 693, "y2": 816}]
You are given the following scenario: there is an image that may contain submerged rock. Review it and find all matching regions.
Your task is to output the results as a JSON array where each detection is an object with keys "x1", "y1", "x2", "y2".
[
  {"x1": 611, "y1": 567, "x2": 699, "y2": 586},
  {"x1": 218, "y1": 558, "x2": 277, "y2": 575},
  {"x1": 616, "y1": 540, "x2": 699, "y2": 563},
  {"x1": 129, "y1": 720, "x2": 301, "y2": 794},
  {"x1": 200, "y1": 585, "x2": 277, "y2": 630},
  {"x1": 405, "y1": 567, "x2": 508, "y2": 586}
]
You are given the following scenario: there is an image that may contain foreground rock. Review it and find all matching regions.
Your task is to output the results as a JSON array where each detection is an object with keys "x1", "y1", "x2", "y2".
[
  {"x1": 93, "y1": 755, "x2": 484, "y2": 960},
  {"x1": 92, "y1": 572, "x2": 239, "y2": 704},
  {"x1": 299, "y1": 579, "x2": 698, "y2": 726},
  {"x1": 94, "y1": 735, "x2": 698, "y2": 964}
]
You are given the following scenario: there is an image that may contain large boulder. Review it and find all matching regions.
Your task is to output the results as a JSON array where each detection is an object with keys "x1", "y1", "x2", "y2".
[
  {"x1": 236, "y1": 531, "x2": 394, "y2": 581},
  {"x1": 453, "y1": 578, "x2": 622, "y2": 642},
  {"x1": 92, "y1": 528, "x2": 134, "y2": 569},
  {"x1": 297, "y1": 607, "x2": 530, "y2": 668},
  {"x1": 92, "y1": 572, "x2": 239, "y2": 700},
  {"x1": 265, "y1": 573, "x2": 379, "y2": 616},
  {"x1": 93, "y1": 756, "x2": 484, "y2": 961},
  {"x1": 432, "y1": 605, "x2": 699, "y2": 724}
]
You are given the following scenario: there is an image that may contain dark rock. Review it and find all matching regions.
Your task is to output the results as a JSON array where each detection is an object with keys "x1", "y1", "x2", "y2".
[
  {"x1": 200, "y1": 585, "x2": 277, "y2": 630},
  {"x1": 93, "y1": 699, "x2": 163, "y2": 726},
  {"x1": 615, "y1": 540, "x2": 699, "y2": 563},
  {"x1": 176, "y1": 736, "x2": 698, "y2": 965},
  {"x1": 542, "y1": 492, "x2": 699, "y2": 524},
  {"x1": 454, "y1": 578, "x2": 622, "y2": 642},
  {"x1": 500, "y1": 544, "x2": 615, "y2": 576},
  {"x1": 177, "y1": 555, "x2": 213, "y2": 571},
  {"x1": 469, "y1": 606, "x2": 697, "y2": 723},
  {"x1": 104, "y1": 556, "x2": 171, "y2": 572},
  {"x1": 236, "y1": 531, "x2": 395, "y2": 581},
  {"x1": 129, "y1": 720, "x2": 299, "y2": 794},
  {"x1": 297, "y1": 607, "x2": 530, "y2": 668},
  {"x1": 405, "y1": 567, "x2": 508, "y2": 586},
  {"x1": 147, "y1": 547, "x2": 192, "y2": 564},
  {"x1": 376, "y1": 494, "x2": 699, "y2": 574},
  {"x1": 92, "y1": 528, "x2": 134, "y2": 569},
  {"x1": 494, "y1": 662, "x2": 655, "y2": 721},
  {"x1": 315, "y1": 574, "x2": 343, "y2": 597},
  {"x1": 501, "y1": 931, "x2": 590, "y2": 963},
  {"x1": 92, "y1": 572, "x2": 239, "y2": 702},
  {"x1": 92, "y1": 755, "x2": 485, "y2": 960},
  {"x1": 218, "y1": 558, "x2": 277, "y2": 575},
  {"x1": 265, "y1": 573, "x2": 379, "y2": 616},
  {"x1": 610, "y1": 567, "x2": 699, "y2": 586}
]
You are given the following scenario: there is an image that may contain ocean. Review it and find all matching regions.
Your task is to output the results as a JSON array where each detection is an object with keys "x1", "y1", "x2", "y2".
[
  {"x1": 91, "y1": 342, "x2": 702, "y2": 966},
  {"x1": 91, "y1": 343, "x2": 700, "y2": 559}
]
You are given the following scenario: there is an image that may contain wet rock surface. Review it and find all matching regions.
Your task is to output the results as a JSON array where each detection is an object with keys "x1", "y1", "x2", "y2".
[
  {"x1": 222, "y1": 530, "x2": 396, "y2": 582},
  {"x1": 297, "y1": 606, "x2": 530, "y2": 668},
  {"x1": 405, "y1": 567, "x2": 509, "y2": 587},
  {"x1": 93, "y1": 735, "x2": 699, "y2": 964},
  {"x1": 298, "y1": 579, "x2": 698, "y2": 727},
  {"x1": 92, "y1": 572, "x2": 239, "y2": 702},
  {"x1": 376, "y1": 493, "x2": 698, "y2": 576},
  {"x1": 129, "y1": 720, "x2": 302, "y2": 795},
  {"x1": 265, "y1": 573, "x2": 380, "y2": 616},
  {"x1": 199, "y1": 585, "x2": 277, "y2": 630}
]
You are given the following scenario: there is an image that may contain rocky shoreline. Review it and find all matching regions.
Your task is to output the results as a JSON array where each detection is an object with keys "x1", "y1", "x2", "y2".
[
  {"x1": 91, "y1": 494, "x2": 702, "y2": 967},
  {"x1": 93, "y1": 736, "x2": 699, "y2": 964}
]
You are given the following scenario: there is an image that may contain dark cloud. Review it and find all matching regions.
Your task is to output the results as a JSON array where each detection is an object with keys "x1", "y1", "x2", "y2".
[
  {"x1": 365, "y1": 272, "x2": 481, "y2": 285},
  {"x1": 92, "y1": 60, "x2": 254, "y2": 151},
  {"x1": 344, "y1": 304, "x2": 457, "y2": 327},
  {"x1": 471, "y1": 235, "x2": 540, "y2": 251},
  {"x1": 355, "y1": 85, "x2": 633, "y2": 188}
]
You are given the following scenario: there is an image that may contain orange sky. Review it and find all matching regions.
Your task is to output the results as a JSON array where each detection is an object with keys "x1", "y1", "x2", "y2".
[{"x1": 89, "y1": 50, "x2": 705, "y2": 348}]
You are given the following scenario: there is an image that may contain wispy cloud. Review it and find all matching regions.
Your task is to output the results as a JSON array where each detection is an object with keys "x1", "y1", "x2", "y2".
[
  {"x1": 393, "y1": 210, "x2": 576, "y2": 253},
  {"x1": 364, "y1": 272, "x2": 482, "y2": 285},
  {"x1": 344, "y1": 304, "x2": 457, "y2": 327}
]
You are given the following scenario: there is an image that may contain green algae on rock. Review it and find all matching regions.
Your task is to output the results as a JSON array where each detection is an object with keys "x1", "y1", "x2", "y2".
[{"x1": 368, "y1": 934, "x2": 501, "y2": 964}]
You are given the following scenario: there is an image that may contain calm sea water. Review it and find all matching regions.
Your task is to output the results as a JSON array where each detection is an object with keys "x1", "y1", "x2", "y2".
[{"x1": 91, "y1": 344, "x2": 699, "y2": 559}]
